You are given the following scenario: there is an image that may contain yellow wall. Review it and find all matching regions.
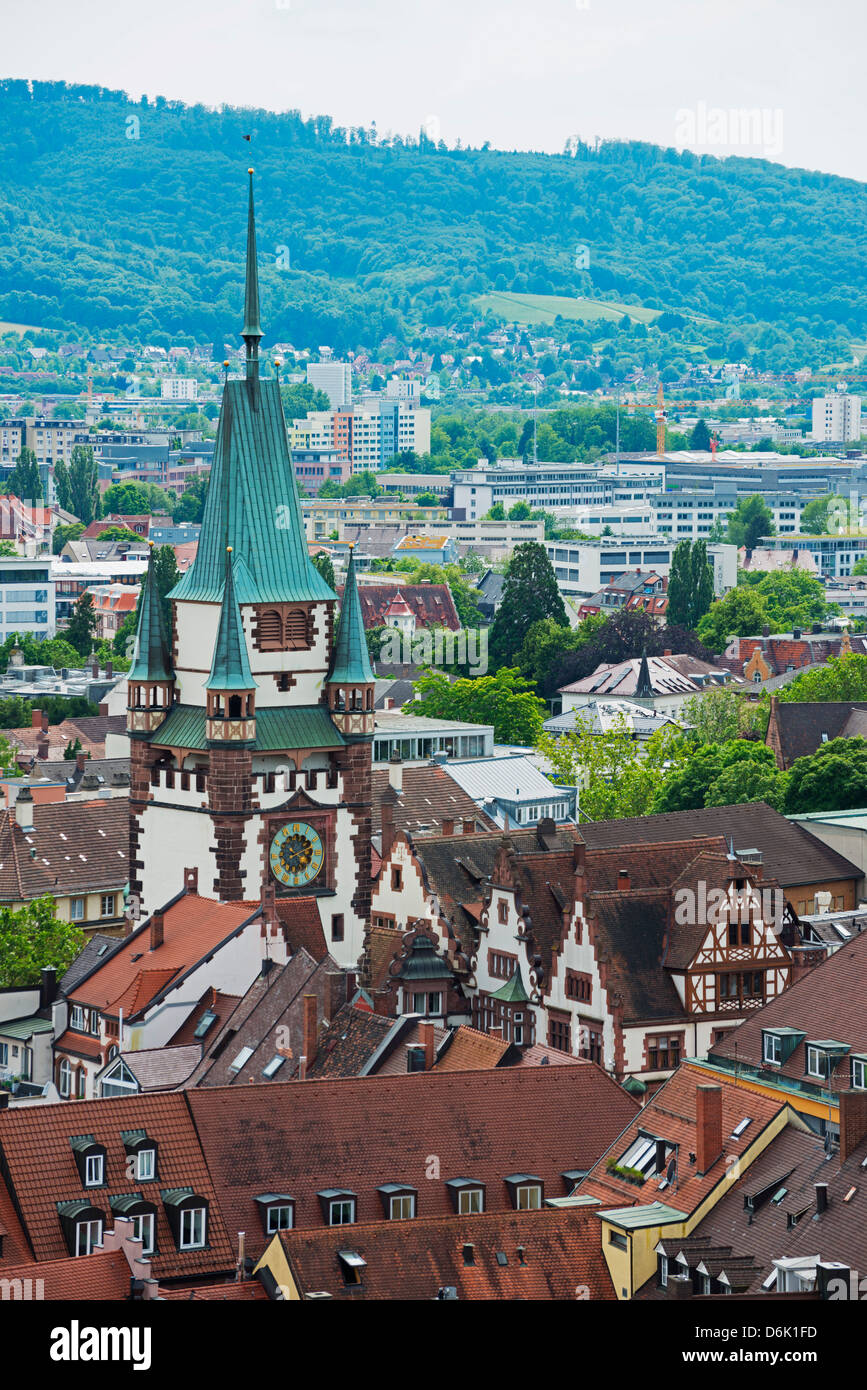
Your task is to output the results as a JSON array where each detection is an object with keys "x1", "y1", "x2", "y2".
[
  {"x1": 253, "y1": 1234, "x2": 301, "y2": 1301},
  {"x1": 700, "y1": 1062, "x2": 840, "y2": 1127}
]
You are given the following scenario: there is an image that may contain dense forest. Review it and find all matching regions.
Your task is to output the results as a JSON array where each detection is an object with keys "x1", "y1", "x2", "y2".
[{"x1": 0, "y1": 80, "x2": 864, "y2": 360}]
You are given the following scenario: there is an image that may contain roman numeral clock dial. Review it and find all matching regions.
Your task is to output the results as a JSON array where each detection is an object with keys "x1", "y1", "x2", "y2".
[{"x1": 269, "y1": 822, "x2": 325, "y2": 889}]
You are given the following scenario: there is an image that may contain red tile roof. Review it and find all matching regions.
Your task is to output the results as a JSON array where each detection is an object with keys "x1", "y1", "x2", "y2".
[
  {"x1": 433, "y1": 1025, "x2": 510, "y2": 1072},
  {"x1": 0, "y1": 797, "x2": 128, "y2": 902},
  {"x1": 0, "y1": 1250, "x2": 132, "y2": 1299},
  {"x1": 160, "y1": 1279, "x2": 268, "y2": 1300},
  {"x1": 275, "y1": 1206, "x2": 615, "y2": 1300},
  {"x1": 340, "y1": 582, "x2": 460, "y2": 632},
  {"x1": 69, "y1": 892, "x2": 261, "y2": 1020}
]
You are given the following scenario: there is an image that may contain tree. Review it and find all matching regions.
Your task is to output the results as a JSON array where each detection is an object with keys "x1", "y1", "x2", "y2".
[
  {"x1": 68, "y1": 444, "x2": 100, "y2": 524},
  {"x1": 63, "y1": 737, "x2": 83, "y2": 760},
  {"x1": 7, "y1": 447, "x2": 42, "y2": 503},
  {"x1": 751, "y1": 569, "x2": 833, "y2": 631},
  {"x1": 0, "y1": 896, "x2": 86, "y2": 988},
  {"x1": 405, "y1": 667, "x2": 546, "y2": 745},
  {"x1": 311, "y1": 550, "x2": 336, "y2": 590},
  {"x1": 681, "y1": 688, "x2": 768, "y2": 743},
  {"x1": 799, "y1": 494, "x2": 833, "y2": 535},
  {"x1": 653, "y1": 739, "x2": 785, "y2": 813},
  {"x1": 537, "y1": 718, "x2": 688, "y2": 822},
  {"x1": 667, "y1": 539, "x2": 714, "y2": 630},
  {"x1": 853, "y1": 556, "x2": 867, "y2": 577},
  {"x1": 100, "y1": 481, "x2": 173, "y2": 517},
  {"x1": 64, "y1": 591, "x2": 98, "y2": 658},
  {"x1": 53, "y1": 457, "x2": 72, "y2": 512},
  {"x1": 779, "y1": 654, "x2": 867, "y2": 704},
  {"x1": 552, "y1": 609, "x2": 714, "y2": 690},
  {"x1": 726, "y1": 494, "x2": 775, "y2": 549},
  {"x1": 0, "y1": 542, "x2": 16, "y2": 558},
  {"x1": 52, "y1": 522, "x2": 85, "y2": 555},
  {"x1": 784, "y1": 737, "x2": 867, "y2": 814},
  {"x1": 489, "y1": 542, "x2": 567, "y2": 666},
  {"x1": 96, "y1": 526, "x2": 141, "y2": 543},
  {"x1": 689, "y1": 418, "x2": 711, "y2": 450},
  {"x1": 171, "y1": 472, "x2": 209, "y2": 523},
  {"x1": 697, "y1": 586, "x2": 768, "y2": 652}
]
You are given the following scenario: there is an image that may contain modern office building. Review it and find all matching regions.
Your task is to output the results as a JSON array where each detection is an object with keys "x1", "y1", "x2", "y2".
[
  {"x1": 545, "y1": 536, "x2": 738, "y2": 598},
  {"x1": 451, "y1": 460, "x2": 665, "y2": 518},
  {"x1": 0, "y1": 555, "x2": 54, "y2": 642},
  {"x1": 291, "y1": 401, "x2": 430, "y2": 472},
  {"x1": 811, "y1": 392, "x2": 862, "y2": 444},
  {"x1": 306, "y1": 360, "x2": 353, "y2": 410}
]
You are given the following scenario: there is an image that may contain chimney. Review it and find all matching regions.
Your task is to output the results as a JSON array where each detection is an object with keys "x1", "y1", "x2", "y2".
[
  {"x1": 663, "y1": 648, "x2": 672, "y2": 657},
  {"x1": 388, "y1": 754, "x2": 403, "y2": 793},
  {"x1": 76, "y1": 752, "x2": 87, "y2": 772},
  {"x1": 302, "y1": 993, "x2": 318, "y2": 1070},
  {"x1": 572, "y1": 840, "x2": 586, "y2": 872},
  {"x1": 106, "y1": 661, "x2": 113, "y2": 678},
  {"x1": 840, "y1": 1090, "x2": 867, "y2": 1162},
  {"x1": 419, "y1": 1019, "x2": 436, "y2": 1071},
  {"x1": 384, "y1": 696, "x2": 395, "y2": 711},
  {"x1": 236, "y1": 1232, "x2": 245, "y2": 1283},
  {"x1": 762, "y1": 625, "x2": 771, "y2": 638},
  {"x1": 695, "y1": 1084, "x2": 723, "y2": 1175},
  {"x1": 298, "y1": 1055, "x2": 307, "y2": 1082},
  {"x1": 41, "y1": 712, "x2": 48, "y2": 733},
  {"x1": 462, "y1": 819, "x2": 475, "y2": 835},
  {"x1": 31, "y1": 708, "x2": 42, "y2": 729},
  {"x1": 149, "y1": 912, "x2": 164, "y2": 951},
  {"x1": 442, "y1": 817, "x2": 455, "y2": 836},
  {"x1": 15, "y1": 785, "x2": 34, "y2": 832},
  {"x1": 792, "y1": 627, "x2": 801, "y2": 640},
  {"x1": 381, "y1": 799, "x2": 395, "y2": 860},
  {"x1": 36, "y1": 732, "x2": 49, "y2": 760},
  {"x1": 184, "y1": 866, "x2": 198, "y2": 894},
  {"x1": 40, "y1": 967, "x2": 57, "y2": 1010},
  {"x1": 617, "y1": 868, "x2": 630, "y2": 891},
  {"x1": 91, "y1": 659, "x2": 99, "y2": 678},
  {"x1": 0, "y1": 1092, "x2": 8, "y2": 1111},
  {"x1": 815, "y1": 1182, "x2": 829, "y2": 1216}
]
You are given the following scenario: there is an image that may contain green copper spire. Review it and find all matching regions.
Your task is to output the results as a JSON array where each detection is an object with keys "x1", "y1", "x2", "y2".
[
  {"x1": 241, "y1": 168, "x2": 262, "y2": 374},
  {"x1": 489, "y1": 965, "x2": 529, "y2": 1005},
  {"x1": 207, "y1": 548, "x2": 257, "y2": 692},
  {"x1": 328, "y1": 547, "x2": 374, "y2": 686},
  {"x1": 128, "y1": 544, "x2": 174, "y2": 682}
]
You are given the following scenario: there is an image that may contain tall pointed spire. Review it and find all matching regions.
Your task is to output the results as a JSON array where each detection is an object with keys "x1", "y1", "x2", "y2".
[
  {"x1": 129, "y1": 543, "x2": 173, "y2": 682},
  {"x1": 241, "y1": 167, "x2": 262, "y2": 377},
  {"x1": 207, "y1": 547, "x2": 256, "y2": 692},
  {"x1": 635, "y1": 647, "x2": 653, "y2": 700},
  {"x1": 328, "y1": 547, "x2": 374, "y2": 687}
]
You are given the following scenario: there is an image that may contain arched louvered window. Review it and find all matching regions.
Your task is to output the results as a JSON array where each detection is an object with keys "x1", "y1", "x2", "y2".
[
  {"x1": 285, "y1": 609, "x2": 308, "y2": 649},
  {"x1": 258, "y1": 609, "x2": 283, "y2": 650}
]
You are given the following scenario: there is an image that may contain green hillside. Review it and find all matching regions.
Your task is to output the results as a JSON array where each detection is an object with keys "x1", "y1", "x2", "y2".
[
  {"x1": 0, "y1": 79, "x2": 864, "y2": 368},
  {"x1": 476, "y1": 291, "x2": 663, "y2": 326}
]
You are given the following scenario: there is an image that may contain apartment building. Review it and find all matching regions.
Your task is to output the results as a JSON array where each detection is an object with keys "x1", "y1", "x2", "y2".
[
  {"x1": 545, "y1": 536, "x2": 737, "y2": 599},
  {"x1": 651, "y1": 487, "x2": 804, "y2": 537},
  {"x1": 811, "y1": 392, "x2": 862, "y2": 444},
  {"x1": 160, "y1": 377, "x2": 198, "y2": 401},
  {"x1": 306, "y1": 360, "x2": 352, "y2": 409},
  {"x1": 290, "y1": 401, "x2": 430, "y2": 472},
  {"x1": 0, "y1": 555, "x2": 54, "y2": 641},
  {"x1": 758, "y1": 533, "x2": 867, "y2": 580}
]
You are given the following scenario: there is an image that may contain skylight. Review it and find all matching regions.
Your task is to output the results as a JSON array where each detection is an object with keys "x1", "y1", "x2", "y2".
[
  {"x1": 229, "y1": 1046, "x2": 254, "y2": 1072},
  {"x1": 731, "y1": 1118, "x2": 752, "y2": 1138},
  {"x1": 263, "y1": 1056, "x2": 285, "y2": 1078}
]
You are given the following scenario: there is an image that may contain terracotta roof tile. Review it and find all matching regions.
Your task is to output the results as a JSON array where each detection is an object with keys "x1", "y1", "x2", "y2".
[
  {"x1": 433, "y1": 1025, "x2": 511, "y2": 1072},
  {"x1": 0, "y1": 1250, "x2": 131, "y2": 1299},
  {"x1": 371, "y1": 766, "x2": 498, "y2": 838},
  {"x1": 0, "y1": 797, "x2": 128, "y2": 902}
]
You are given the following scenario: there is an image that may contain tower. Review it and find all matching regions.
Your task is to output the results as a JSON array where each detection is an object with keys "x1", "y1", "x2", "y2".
[{"x1": 129, "y1": 171, "x2": 373, "y2": 970}]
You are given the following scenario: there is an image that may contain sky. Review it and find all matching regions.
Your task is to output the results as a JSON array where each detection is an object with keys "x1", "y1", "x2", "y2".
[{"x1": 2, "y1": 0, "x2": 865, "y2": 182}]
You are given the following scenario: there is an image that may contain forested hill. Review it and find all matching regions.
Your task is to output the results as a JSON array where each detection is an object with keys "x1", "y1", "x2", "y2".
[{"x1": 0, "y1": 78, "x2": 865, "y2": 357}]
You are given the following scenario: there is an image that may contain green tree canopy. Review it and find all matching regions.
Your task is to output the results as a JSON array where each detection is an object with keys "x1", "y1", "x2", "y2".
[
  {"x1": 311, "y1": 550, "x2": 336, "y2": 590},
  {"x1": 489, "y1": 542, "x2": 567, "y2": 666},
  {"x1": 68, "y1": 444, "x2": 100, "y2": 525},
  {"x1": 726, "y1": 494, "x2": 775, "y2": 549},
  {"x1": 7, "y1": 446, "x2": 42, "y2": 504},
  {"x1": 653, "y1": 738, "x2": 786, "y2": 813},
  {"x1": 405, "y1": 667, "x2": 546, "y2": 745},
  {"x1": 0, "y1": 896, "x2": 86, "y2": 988},
  {"x1": 784, "y1": 736, "x2": 867, "y2": 814},
  {"x1": 667, "y1": 539, "x2": 714, "y2": 629},
  {"x1": 64, "y1": 591, "x2": 98, "y2": 658},
  {"x1": 779, "y1": 653, "x2": 867, "y2": 703}
]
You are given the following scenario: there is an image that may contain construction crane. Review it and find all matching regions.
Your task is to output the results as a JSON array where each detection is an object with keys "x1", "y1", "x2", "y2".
[{"x1": 620, "y1": 385, "x2": 713, "y2": 459}]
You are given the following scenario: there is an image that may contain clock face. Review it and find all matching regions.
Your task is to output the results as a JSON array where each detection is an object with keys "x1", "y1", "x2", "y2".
[{"x1": 269, "y1": 821, "x2": 325, "y2": 889}]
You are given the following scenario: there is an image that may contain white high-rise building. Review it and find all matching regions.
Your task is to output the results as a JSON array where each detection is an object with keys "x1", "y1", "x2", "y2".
[
  {"x1": 811, "y1": 392, "x2": 862, "y2": 443},
  {"x1": 160, "y1": 377, "x2": 198, "y2": 401},
  {"x1": 307, "y1": 360, "x2": 353, "y2": 410}
]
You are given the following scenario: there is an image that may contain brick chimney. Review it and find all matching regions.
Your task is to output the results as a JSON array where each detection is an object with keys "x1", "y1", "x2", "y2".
[
  {"x1": 663, "y1": 648, "x2": 672, "y2": 657},
  {"x1": 617, "y1": 868, "x2": 630, "y2": 891},
  {"x1": 695, "y1": 1084, "x2": 723, "y2": 1175},
  {"x1": 462, "y1": 819, "x2": 475, "y2": 835},
  {"x1": 442, "y1": 817, "x2": 455, "y2": 836},
  {"x1": 184, "y1": 867, "x2": 198, "y2": 895},
  {"x1": 41, "y1": 712, "x2": 49, "y2": 733},
  {"x1": 30, "y1": 708, "x2": 42, "y2": 729},
  {"x1": 149, "y1": 912, "x2": 164, "y2": 952},
  {"x1": 76, "y1": 751, "x2": 87, "y2": 772},
  {"x1": 36, "y1": 731, "x2": 49, "y2": 760},
  {"x1": 840, "y1": 1089, "x2": 867, "y2": 1162},
  {"x1": 302, "y1": 993, "x2": 318, "y2": 1072},
  {"x1": 419, "y1": 1019, "x2": 436, "y2": 1071},
  {"x1": 381, "y1": 799, "x2": 395, "y2": 861},
  {"x1": 572, "y1": 840, "x2": 586, "y2": 872}
]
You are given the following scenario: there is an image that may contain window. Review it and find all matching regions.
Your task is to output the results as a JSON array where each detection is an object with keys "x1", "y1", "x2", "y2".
[
  {"x1": 391, "y1": 866, "x2": 402, "y2": 891},
  {"x1": 70, "y1": 1005, "x2": 86, "y2": 1031},
  {"x1": 763, "y1": 1033, "x2": 782, "y2": 1064},
  {"x1": 266, "y1": 1205, "x2": 294, "y2": 1233},
  {"x1": 85, "y1": 1154, "x2": 104, "y2": 1187},
  {"x1": 75, "y1": 1220, "x2": 103, "y2": 1257},
  {"x1": 458, "y1": 1188, "x2": 483, "y2": 1215},
  {"x1": 331, "y1": 914, "x2": 344, "y2": 943},
  {"x1": 489, "y1": 950, "x2": 516, "y2": 980},
  {"x1": 852, "y1": 1058, "x2": 867, "y2": 1091},
  {"x1": 101, "y1": 895, "x2": 115, "y2": 918},
  {"x1": 389, "y1": 1193, "x2": 416, "y2": 1220},
  {"x1": 548, "y1": 1013, "x2": 571, "y2": 1053},
  {"x1": 807, "y1": 1046, "x2": 827, "y2": 1079},
  {"x1": 179, "y1": 1207, "x2": 206, "y2": 1249},
  {"x1": 659, "y1": 1253, "x2": 668, "y2": 1288},
  {"x1": 565, "y1": 971, "x2": 592, "y2": 1003},
  {"x1": 137, "y1": 1149, "x2": 155, "y2": 1182},
  {"x1": 329, "y1": 1199, "x2": 356, "y2": 1226},
  {"x1": 498, "y1": 899, "x2": 508, "y2": 924},
  {"x1": 647, "y1": 1034, "x2": 681, "y2": 1071},
  {"x1": 0, "y1": 1042, "x2": 6, "y2": 1068},
  {"x1": 516, "y1": 1184, "x2": 541, "y2": 1210},
  {"x1": 70, "y1": 897, "x2": 85, "y2": 922},
  {"x1": 59, "y1": 1059, "x2": 71, "y2": 1097},
  {"x1": 132, "y1": 1212, "x2": 155, "y2": 1255},
  {"x1": 609, "y1": 1230, "x2": 627, "y2": 1251}
]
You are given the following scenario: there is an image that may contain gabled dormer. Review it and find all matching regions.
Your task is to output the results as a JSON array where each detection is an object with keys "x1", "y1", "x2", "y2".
[{"x1": 205, "y1": 547, "x2": 257, "y2": 745}]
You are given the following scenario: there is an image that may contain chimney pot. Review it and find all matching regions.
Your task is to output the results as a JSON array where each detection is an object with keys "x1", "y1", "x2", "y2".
[
  {"x1": 815, "y1": 1182, "x2": 829, "y2": 1216},
  {"x1": 149, "y1": 912, "x2": 164, "y2": 951},
  {"x1": 419, "y1": 1019, "x2": 436, "y2": 1071},
  {"x1": 695, "y1": 1084, "x2": 724, "y2": 1175},
  {"x1": 388, "y1": 754, "x2": 403, "y2": 793}
]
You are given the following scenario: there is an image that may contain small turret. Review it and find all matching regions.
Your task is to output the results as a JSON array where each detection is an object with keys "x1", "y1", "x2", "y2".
[
  {"x1": 326, "y1": 547, "x2": 374, "y2": 740},
  {"x1": 127, "y1": 543, "x2": 175, "y2": 735},
  {"x1": 206, "y1": 547, "x2": 257, "y2": 745}
]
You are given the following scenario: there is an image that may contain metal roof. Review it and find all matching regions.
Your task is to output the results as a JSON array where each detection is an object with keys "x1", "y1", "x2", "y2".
[
  {"x1": 143, "y1": 703, "x2": 344, "y2": 752},
  {"x1": 446, "y1": 754, "x2": 571, "y2": 806},
  {"x1": 0, "y1": 1016, "x2": 53, "y2": 1040},
  {"x1": 597, "y1": 1200, "x2": 689, "y2": 1229}
]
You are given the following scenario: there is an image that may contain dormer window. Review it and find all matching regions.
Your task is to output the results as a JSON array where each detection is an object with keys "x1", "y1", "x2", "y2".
[
  {"x1": 318, "y1": 1189, "x2": 357, "y2": 1226},
  {"x1": 377, "y1": 1185, "x2": 417, "y2": 1220},
  {"x1": 852, "y1": 1057, "x2": 867, "y2": 1091},
  {"x1": 70, "y1": 1005, "x2": 86, "y2": 1031},
  {"x1": 85, "y1": 1154, "x2": 104, "y2": 1187},
  {"x1": 161, "y1": 1189, "x2": 209, "y2": 1251},
  {"x1": 255, "y1": 1195, "x2": 295, "y2": 1234},
  {"x1": 445, "y1": 1178, "x2": 485, "y2": 1214},
  {"x1": 58, "y1": 1201, "x2": 105, "y2": 1258},
  {"x1": 763, "y1": 1032, "x2": 783, "y2": 1064},
  {"x1": 504, "y1": 1175, "x2": 543, "y2": 1210},
  {"x1": 807, "y1": 1046, "x2": 827, "y2": 1078},
  {"x1": 123, "y1": 1132, "x2": 158, "y2": 1182},
  {"x1": 70, "y1": 1136, "x2": 106, "y2": 1189}
]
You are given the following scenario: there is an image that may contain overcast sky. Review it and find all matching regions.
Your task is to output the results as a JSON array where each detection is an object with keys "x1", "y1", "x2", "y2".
[{"x1": 3, "y1": 0, "x2": 865, "y2": 181}]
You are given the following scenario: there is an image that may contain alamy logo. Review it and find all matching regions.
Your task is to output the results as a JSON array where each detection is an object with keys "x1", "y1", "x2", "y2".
[
  {"x1": 380, "y1": 627, "x2": 488, "y2": 676},
  {"x1": 674, "y1": 882, "x2": 785, "y2": 932},
  {"x1": 49, "y1": 1321, "x2": 152, "y2": 1371},
  {"x1": 674, "y1": 102, "x2": 784, "y2": 159},
  {"x1": 1, "y1": 1277, "x2": 44, "y2": 1300}
]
